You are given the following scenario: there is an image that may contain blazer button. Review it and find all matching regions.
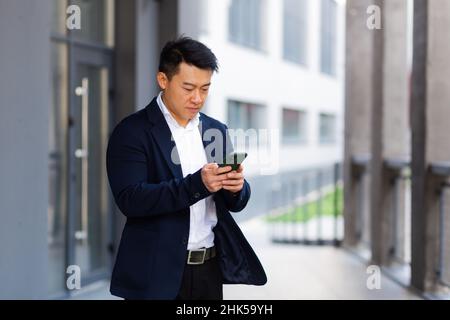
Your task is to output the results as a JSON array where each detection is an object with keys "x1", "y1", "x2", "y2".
[{"x1": 194, "y1": 192, "x2": 200, "y2": 199}]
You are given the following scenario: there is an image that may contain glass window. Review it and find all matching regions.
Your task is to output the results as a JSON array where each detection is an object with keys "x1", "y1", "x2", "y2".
[
  {"x1": 227, "y1": 100, "x2": 266, "y2": 150},
  {"x1": 228, "y1": 0, "x2": 262, "y2": 50},
  {"x1": 282, "y1": 108, "x2": 308, "y2": 144},
  {"x1": 228, "y1": 100, "x2": 265, "y2": 130},
  {"x1": 71, "y1": 0, "x2": 115, "y2": 47},
  {"x1": 319, "y1": 113, "x2": 336, "y2": 144},
  {"x1": 283, "y1": 0, "x2": 308, "y2": 65},
  {"x1": 320, "y1": 0, "x2": 337, "y2": 76}
]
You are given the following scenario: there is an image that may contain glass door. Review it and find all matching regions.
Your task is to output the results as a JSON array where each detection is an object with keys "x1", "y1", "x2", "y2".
[
  {"x1": 49, "y1": 0, "x2": 115, "y2": 296},
  {"x1": 68, "y1": 47, "x2": 114, "y2": 286}
]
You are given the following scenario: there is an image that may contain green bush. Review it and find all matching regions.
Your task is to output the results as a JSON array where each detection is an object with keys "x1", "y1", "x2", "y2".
[{"x1": 266, "y1": 187, "x2": 343, "y2": 223}]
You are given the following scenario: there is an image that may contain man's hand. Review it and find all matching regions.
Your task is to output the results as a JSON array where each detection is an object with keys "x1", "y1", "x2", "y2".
[
  {"x1": 201, "y1": 163, "x2": 232, "y2": 193},
  {"x1": 222, "y1": 164, "x2": 245, "y2": 194}
]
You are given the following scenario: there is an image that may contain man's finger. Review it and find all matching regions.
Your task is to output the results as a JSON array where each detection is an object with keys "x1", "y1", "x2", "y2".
[
  {"x1": 215, "y1": 166, "x2": 232, "y2": 175},
  {"x1": 222, "y1": 179, "x2": 243, "y2": 186},
  {"x1": 203, "y1": 163, "x2": 214, "y2": 171},
  {"x1": 210, "y1": 174, "x2": 229, "y2": 183},
  {"x1": 208, "y1": 163, "x2": 219, "y2": 169},
  {"x1": 226, "y1": 172, "x2": 243, "y2": 180},
  {"x1": 210, "y1": 182, "x2": 223, "y2": 189}
]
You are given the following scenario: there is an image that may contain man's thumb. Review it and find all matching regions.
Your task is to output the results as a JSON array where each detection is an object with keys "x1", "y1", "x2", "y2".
[
  {"x1": 207, "y1": 162, "x2": 219, "y2": 170},
  {"x1": 204, "y1": 163, "x2": 217, "y2": 170}
]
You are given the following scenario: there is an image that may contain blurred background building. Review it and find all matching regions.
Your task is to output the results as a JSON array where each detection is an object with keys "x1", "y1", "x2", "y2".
[{"x1": 1, "y1": 0, "x2": 448, "y2": 300}]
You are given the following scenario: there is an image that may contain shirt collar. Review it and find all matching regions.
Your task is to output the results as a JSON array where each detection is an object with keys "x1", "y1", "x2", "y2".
[{"x1": 157, "y1": 91, "x2": 200, "y2": 131}]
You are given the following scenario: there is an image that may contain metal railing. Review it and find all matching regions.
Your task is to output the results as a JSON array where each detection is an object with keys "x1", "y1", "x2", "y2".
[
  {"x1": 436, "y1": 184, "x2": 450, "y2": 287},
  {"x1": 352, "y1": 155, "x2": 371, "y2": 250},
  {"x1": 385, "y1": 158, "x2": 412, "y2": 265},
  {"x1": 430, "y1": 162, "x2": 450, "y2": 288},
  {"x1": 268, "y1": 163, "x2": 343, "y2": 246}
]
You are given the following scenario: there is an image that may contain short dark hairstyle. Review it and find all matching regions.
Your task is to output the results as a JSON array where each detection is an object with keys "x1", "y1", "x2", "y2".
[{"x1": 158, "y1": 36, "x2": 219, "y2": 80}]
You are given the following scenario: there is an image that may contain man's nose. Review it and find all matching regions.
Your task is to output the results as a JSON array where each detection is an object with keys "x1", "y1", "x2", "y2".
[{"x1": 192, "y1": 90, "x2": 202, "y2": 104}]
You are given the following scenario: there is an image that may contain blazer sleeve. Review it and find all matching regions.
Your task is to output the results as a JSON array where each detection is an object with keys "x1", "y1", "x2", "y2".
[
  {"x1": 217, "y1": 124, "x2": 251, "y2": 212},
  {"x1": 219, "y1": 180, "x2": 251, "y2": 212},
  {"x1": 106, "y1": 122, "x2": 212, "y2": 218}
]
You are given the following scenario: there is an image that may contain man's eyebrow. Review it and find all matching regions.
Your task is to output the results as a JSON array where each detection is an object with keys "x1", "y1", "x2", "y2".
[{"x1": 182, "y1": 82, "x2": 211, "y2": 87}]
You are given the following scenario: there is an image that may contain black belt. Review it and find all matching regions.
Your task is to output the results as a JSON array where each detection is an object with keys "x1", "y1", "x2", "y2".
[{"x1": 187, "y1": 246, "x2": 216, "y2": 265}]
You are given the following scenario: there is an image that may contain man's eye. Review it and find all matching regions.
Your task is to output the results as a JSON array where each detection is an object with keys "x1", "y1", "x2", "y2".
[{"x1": 184, "y1": 88, "x2": 194, "y2": 92}]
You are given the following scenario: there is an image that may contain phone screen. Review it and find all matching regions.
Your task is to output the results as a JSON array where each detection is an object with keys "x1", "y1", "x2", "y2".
[{"x1": 218, "y1": 152, "x2": 248, "y2": 171}]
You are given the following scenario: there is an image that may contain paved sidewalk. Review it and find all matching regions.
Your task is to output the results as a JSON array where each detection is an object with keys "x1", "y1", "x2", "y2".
[
  {"x1": 71, "y1": 217, "x2": 421, "y2": 300},
  {"x1": 223, "y1": 217, "x2": 420, "y2": 300}
]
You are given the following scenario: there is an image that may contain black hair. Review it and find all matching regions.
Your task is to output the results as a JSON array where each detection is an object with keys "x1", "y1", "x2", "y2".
[{"x1": 158, "y1": 36, "x2": 219, "y2": 80}]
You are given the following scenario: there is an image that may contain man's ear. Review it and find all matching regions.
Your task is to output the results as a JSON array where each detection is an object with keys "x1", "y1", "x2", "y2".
[{"x1": 157, "y1": 72, "x2": 168, "y2": 90}]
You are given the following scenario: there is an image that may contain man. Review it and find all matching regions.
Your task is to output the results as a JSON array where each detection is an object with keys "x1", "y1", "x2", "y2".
[{"x1": 106, "y1": 37, "x2": 266, "y2": 300}]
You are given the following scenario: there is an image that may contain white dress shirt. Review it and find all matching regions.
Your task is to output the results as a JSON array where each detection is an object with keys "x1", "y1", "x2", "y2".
[{"x1": 156, "y1": 92, "x2": 217, "y2": 250}]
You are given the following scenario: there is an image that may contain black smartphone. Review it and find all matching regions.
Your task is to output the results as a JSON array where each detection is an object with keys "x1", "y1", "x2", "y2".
[{"x1": 218, "y1": 152, "x2": 248, "y2": 171}]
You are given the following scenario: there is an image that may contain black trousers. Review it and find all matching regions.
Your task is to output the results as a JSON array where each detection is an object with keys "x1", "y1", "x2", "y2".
[{"x1": 175, "y1": 256, "x2": 223, "y2": 300}]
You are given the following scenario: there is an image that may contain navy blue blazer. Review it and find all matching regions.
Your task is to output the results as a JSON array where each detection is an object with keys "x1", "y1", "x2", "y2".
[{"x1": 106, "y1": 97, "x2": 267, "y2": 299}]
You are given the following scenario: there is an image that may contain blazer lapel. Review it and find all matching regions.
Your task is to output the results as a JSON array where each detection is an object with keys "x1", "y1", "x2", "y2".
[
  {"x1": 146, "y1": 98, "x2": 220, "y2": 178},
  {"x1": 146, "y1": 98, "x2": 183, "y2": 178}
]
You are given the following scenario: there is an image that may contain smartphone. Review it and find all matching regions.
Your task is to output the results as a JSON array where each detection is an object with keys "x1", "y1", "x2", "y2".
[{"x1": 218, "y1": 152, "x2": 248, "y2": 171}]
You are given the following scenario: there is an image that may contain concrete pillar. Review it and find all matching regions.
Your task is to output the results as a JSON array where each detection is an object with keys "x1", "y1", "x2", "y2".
[
  {"x1": 382, "y1": 1, "x2": 410, "y2": 160},
  {"x1": 370, "y1": 0, "x2": 410, "y2": 266},
  {"x1": 158, "y1": 0, "x2": 179, "y2": 50},
  {"x1": 136, "y1": 0, "x2": 161, "y2": 107},
  {"x1": 114, "y1": 0, "x2": 179, "y2": 247},
  {"x1": 115, "y1": 0, "x2": 138, "y2": 122},
  {"x1": 368, "y1": 0, "x2": 385, "y2": 265},
  {"x1": 411, "y1": 0, "x2": 450, "y2": 293},
  {"x1": 115, "y1": 0, "x2": 176, "y2": 122},
  {"x1": 0, "y1": 0, "x2": 51, "y2": 298},
  {"x1": 343, "y1": 0, "x2": 374, "y2": 247}
]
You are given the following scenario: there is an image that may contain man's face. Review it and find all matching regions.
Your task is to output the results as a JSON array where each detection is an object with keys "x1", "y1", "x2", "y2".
[{"x1": 157, "y1": 62, "x2": 212, "y2": 127}]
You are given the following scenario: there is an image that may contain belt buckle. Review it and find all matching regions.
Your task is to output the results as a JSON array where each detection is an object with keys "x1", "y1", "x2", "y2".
[{"x1": 187, "y1": 248, "x2": 206, "y2": 265}]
